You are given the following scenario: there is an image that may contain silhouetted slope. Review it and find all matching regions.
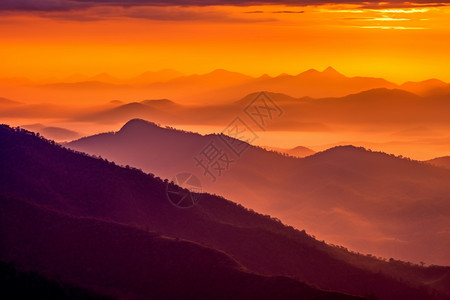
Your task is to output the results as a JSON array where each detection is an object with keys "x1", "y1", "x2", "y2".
[
  {"x1": 400, "y1": 79, "x2": 448, "y2": 96},
  {"x1": 0, "y1": 197, "x2": 355, "y2": 300},
  {"x1": 65, "y1": 88, "x2": 450, "y2": 133},
  {"x1": 264, "y1": 145, "x2": 316, "y2": 158},
  {"x1": 426, "y1": 156, "x2": 450, "y2": 169},
  {"x1": 0, "y1": 261, "x2": 113, "y2": 300},
  {"x1": 67, "y1": 119, "x2": 450, "y2": 266},
  {"x1": 1, "y1": 125, "x2": 449, "y2": 300},
  {"x1": 21, "y1": 123, "x2": 80, "y2": 141},
  {"x1": 234, "y1": 68, "x2": 397, "y2": 99},
  {"x1": 0, "y1": 97, "x2": 21, "y2": 106}
]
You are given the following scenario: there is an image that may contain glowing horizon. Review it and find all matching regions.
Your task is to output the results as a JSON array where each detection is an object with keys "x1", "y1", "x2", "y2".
[{"x1": 1, "y1": 2, "x2": 450, "y2": 83}]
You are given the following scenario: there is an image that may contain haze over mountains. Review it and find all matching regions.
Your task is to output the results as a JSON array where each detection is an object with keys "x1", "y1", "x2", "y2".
[
  {"x1": 2, "y1": 67, "x2": 450, "y2": 160},
  {"x1": 1, "y1": 67, "x2": 450, "y2": 106},
  {"x1": 1, "y1": 66, "x2": 449, "y2": 158},
  {"x1": 2, "y1": 88, "x2": 449, "y2": 160},
  {"x1": 67, "y1": 119, "x2": 450, "y2": 266},
  {"x1": 427, "y1": 157, "x2": 450, "y2": 169},
  {"x1": 2, "y1": 125, "x2": 450, "y2": 300},
  {"x1": 3, "y1": 0, "x2": 450, "y2": 296},
  {"x1": 2, "y1": 66, "x2": 450, "y2": 298}
]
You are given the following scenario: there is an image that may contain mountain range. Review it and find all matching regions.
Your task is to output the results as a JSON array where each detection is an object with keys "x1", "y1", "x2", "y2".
[
  {"x1": 2, "y1": 68, "x2": 450, "y2": 105},
  {"x1": 67, "y1": 119, "x2": 450, "y2": 266},
  {"x1": 1, "y1": 124, "x2": 450, "y2": 299}
]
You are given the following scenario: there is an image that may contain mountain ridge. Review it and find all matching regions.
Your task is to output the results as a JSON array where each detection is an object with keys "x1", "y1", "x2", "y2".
[
  {"x1": 3, "y1": 124, "x2": 450, "y2": 299},
  {"x1": 67, "y1": 119, "x2": 450, "y2": 266}
]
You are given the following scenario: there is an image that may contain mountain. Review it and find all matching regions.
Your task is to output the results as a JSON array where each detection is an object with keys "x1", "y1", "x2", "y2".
[
  {"x1": 61, "y1": 73, "x2": 88, "y2": 83},
  {"x1": 0, "y1": 101, "x2": 88, "y2": 119},
  {"x1": 72, "y1": 97, "x2": 242, "y2": 125},
  {"x1": 287, "y1": 146, "x2": 316, "y2": 157},
  {"x1": 0, "y1": 97, "x2": 21, "y2": 107},
  {"x1": 128, "y1": 69, "x2": 184, "y2": 85},
  {"x1": 164, "y1": 69, "x2": 254, "y2": 85},
  {"x1": 1, "y1": 197, "x2": 359, "y2": 300},
  {"x1": 3, "y1": 125, "x2": 450, "y2": 299},
  {"x1": 59, "y1": 70, "x2": 184, "y2": 86},
  {"x1": 224, "y1": 67, "x2": 397, "y2": 99},
  {"x1": 426, "y1": 156, "x2": 450, "y2": 169},
  {"x1": 41, "y1": 81, "x2": 126, "y2": 90},
  {"x1": 76, "y1": 102, "x2": 163, "y2": 124},
  {"x1": 26, "y1": 68, "x2": 413, "y2": 104},
  {"x1": 0, "y1": 125, "x2": 366, "y2": 300},
  {"x1": 138, "y1": 69, "x2": 256, "y2": 103},
  {"x1": 67, "y1": 119, "x2": 450, "y2": 266},
  {"x1": 400, "y1": 79, "x2": 448, "y2": 96},
  {"x1": 0, "y1": 261, "x2": 112, "y2": 300},
  {"x1": 86, "y1": 73, "x2": 122, "y2": 84},
  {"x1": 3, "y1": 69, "x2": 450, "y2": 106},
  {"x1": 70, "y1": 88, "x2": 450, "y2": 133},
  {"x1": 263, "y1": 145, "x2": 316, "y2": 158},
  {"x1": 21, "y1": 123, "x2": 80, "y2": 141}
]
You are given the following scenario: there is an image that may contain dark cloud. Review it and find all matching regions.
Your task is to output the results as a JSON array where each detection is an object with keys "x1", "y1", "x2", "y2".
[
  {"x1": 272, "y1": 10, "x2": 304, "y2": 13},
  {"x1": 1, "y1": 0, "x2": 448, "y2": 12},
  {"x1": 35, "y1": 6, "x2": 276, "y2": 22},
  {"x1": 73, "y1": 0, "x2": 450, "y2": 6},
  {"x1": 122, "y1": 7, "x2": 275, "y2": 22},
  {"x1": 358, "y1": 2, "x2": 448, "y2": 8},
  {"x1": 0, "y1": 0, "x2": 87, "y2": 11}
]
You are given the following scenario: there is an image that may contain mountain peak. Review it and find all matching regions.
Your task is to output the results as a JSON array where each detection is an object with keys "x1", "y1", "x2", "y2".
[
  {"x1": 297, "y1": 68, "x2": 320, "y2": 76},
  {"x1": 88, "y1": 72, "x2": 120, "y2": 83},
  {"x1": 119, "y1": 118, "x2": 161, "y2": 133},
  {"x1": 207, "y1": 69, "x2": 236, "y2": 76},
  {"x1": 141, "y1": 99, "x2": 176, "y2": 106},
  {"x1": 322, "y1": 66, "x2": 343, "y2": 76},
  {"x1": 205, "y1": 69, "x2": 251, "y2": 78}
]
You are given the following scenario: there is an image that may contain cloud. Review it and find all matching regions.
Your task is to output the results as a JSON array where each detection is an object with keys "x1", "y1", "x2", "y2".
[
  {"x1": 0, "y1": 0, "x2": 86, "y2": 11},
  {"x1": 122, "y1": 6, "x2": 275, "y2": 22},
  {"x1": 73, "y1": 0, "x2": 450, "y2": 5},
  {"x1": 36, "y1": 5, "x2": 276, "y2": 22},
  {"x1": 272, "y1": 10, "x2": 304, "y2": 13},
  {"x1": 0, "y1": 0, "x2": 448, "y2": 14}
]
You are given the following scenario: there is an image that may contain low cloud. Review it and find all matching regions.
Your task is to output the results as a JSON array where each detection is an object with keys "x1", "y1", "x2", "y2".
[
  {"x1": 1, "y1": 0, "x2": 450, "y2": 12},
  {"x1": 272, "y1": 10, "x2": 304, "y2": 13}
]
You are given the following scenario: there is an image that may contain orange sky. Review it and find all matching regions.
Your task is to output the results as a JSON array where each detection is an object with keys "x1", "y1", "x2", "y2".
[{"x1": 0, "y1": 3, "x2": 449, "y2": 83}]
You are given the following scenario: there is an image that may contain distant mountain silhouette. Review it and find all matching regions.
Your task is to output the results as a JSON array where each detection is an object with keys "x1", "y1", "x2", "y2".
[
  {"x1": 128, "y1": 69, "x2": 184, "y2": 85},
  {"x1": 14, "y1": 67, "x2": 449, "y2": 104},
  {"x1": 0, "y1": 102, "x2": 84, "y2": 119},
  {"x1": 0, "y1": 97, "x2": 21, "y2": 106},
  {"x1": 21, "y1": 123, "x2": 80, "y2": 141},
  {"x1": 76, "y1": 102, "x2": 164, "y2": 124},
  {"x1": 400, "y1": 79, "x2": 448, "y2": 96},
  {"x1": 208, "y1": 67, "x2": 397, "y2": 100},
  {"x1": 2, "y1": 125, "x2": 450, "y2": 299},
  {"x1": 1, "y1": 197, "x2": 361, "y2": 300},
  {"x1": 0, "y1": 261, "x2": 112, "y2": 300},
  {"x1": 263, "y1": 145, "x2": 316, "y2": 158},
  {"x1": 41, "y1": 81, "x2": 128, "y2": 90},
  {"x1": 66, "y1": 89, "x2": 450, "y2": 134},
  {"x1": 426, "y1": 156, "x2": 450, "y2": 169},
  {"x1": 3, "y1": 68, "x2": 450, "y2": 106},
  {"x1": 68, "y1": 119, "x2": 450, "y2": 266},
  {"x1": 287, "y1": 146, "x2": 316, "y2": 157},
  {"x1": 86, "y1": 73, "x2": 122, "y2": 84}
]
